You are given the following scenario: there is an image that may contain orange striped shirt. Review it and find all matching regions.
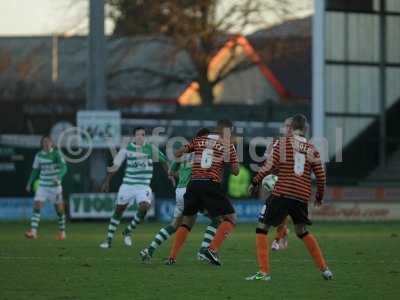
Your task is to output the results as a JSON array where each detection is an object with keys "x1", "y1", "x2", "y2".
[
  {"x1": 253, "y1": 135, "x2": 326, "y2": 202},
  {"x1": 184, "y1": 134, "x2": 239, "y2": 183}
]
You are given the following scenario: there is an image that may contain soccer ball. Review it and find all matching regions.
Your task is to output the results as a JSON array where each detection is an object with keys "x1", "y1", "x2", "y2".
[{"x1": 262, "y1": 175, "x2": 278, "y2": 192}]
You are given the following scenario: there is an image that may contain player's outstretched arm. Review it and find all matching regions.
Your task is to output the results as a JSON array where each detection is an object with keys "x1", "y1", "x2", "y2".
[
  {"x1": 100, "y1": 148, "x2": 126, "y2": 192},
  {"x1": 168, "y1": 160, "x2": 180, "y2": 187},
  {"x1": 107, "y1": 147, "x2": 127, "y2": 173},
  {"x1": 162, "y1": 161, "x2": 176, "y2": 187},
  {"x1": 169, "y1": 160, "x2": 179, "y2": 175},
  {"x1": 26, "y1": 169, "x2": 39, "y2": 192},
  {"x1": 100, "y1": 171, "x2": 117, "y2": 193},
  {"x1": 231, "y1": 163, "x2": 239, "y2": 176},
  {"x1": 151, "y1": 145, "x2": 175, "y2": 187},
  {"x1": 228, "y1": 143, "x2": 239, "y2": 176},
  {"x1": 310, "y1": 149, "x2": 326, "y2": 206},
  {"x1": 248, "y1": 182, "x2": 259, "y2": 197},
  {"x1": 27, "y1": 154, "x2": 40, "y2": 192}
]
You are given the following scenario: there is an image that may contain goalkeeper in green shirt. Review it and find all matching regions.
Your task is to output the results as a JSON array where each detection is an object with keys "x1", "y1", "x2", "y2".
[{"x1": 140, "y1": 128, "x2": 221, "y2": 262}]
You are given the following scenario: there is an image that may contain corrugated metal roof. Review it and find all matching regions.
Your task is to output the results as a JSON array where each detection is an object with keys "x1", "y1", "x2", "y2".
[{"x1": 0, "y1": 36, "x2": 195, "y2": 100}]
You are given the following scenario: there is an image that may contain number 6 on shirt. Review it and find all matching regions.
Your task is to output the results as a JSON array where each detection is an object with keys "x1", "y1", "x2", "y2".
[{"x1": 201, "y1": 149, "x2": 214, "y2": 169}]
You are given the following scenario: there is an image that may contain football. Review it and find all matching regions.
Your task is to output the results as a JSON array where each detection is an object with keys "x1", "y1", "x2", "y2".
[{"x1": 262, "y1": 174, "x2": 278, "y2": 192}]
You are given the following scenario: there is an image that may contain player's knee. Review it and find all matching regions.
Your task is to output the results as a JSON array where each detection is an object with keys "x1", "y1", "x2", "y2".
[
  {"x1": 256, "y1": 228, "x2": 268, "y2": 235},
  {"x1": 115, "y1": 204, "x2": 127, "y2": 215},
  {"x1": 138, "y1": 202, "x2": 150, "y2": 215},
  {"x1": 295, "y1": 224, "x2": 309, "y2": 239},
  {"x1": 55, "y1": 204, "x2": 64, "y2": 215},
  {"x1": 296, "y1": 231, "x2": 309, "y2": 239},
  {"x1": 170, "y1": 218, "x2": 181, "y2": 229},
  {"x1": 179, "y1": 223, "x2": 192, "y2": 231},
  {"x1": 223, "y1": 214, "x2": 236, "y2": 226},
  {"x1": 33, "y1": 201, "x2": 42, "y2": 210},
  {"x1": 55, "y1": 209, "x2": 63, "y2": 217},
  {"x1": 210, "y1": 217, "x2": 221, "y2": 227},
  {"x1": 256, "y1": 223, "x2": 269, "y2": 234},
  {"x1": 182, "y1": 215, "x2": 196, "y2": 229}
]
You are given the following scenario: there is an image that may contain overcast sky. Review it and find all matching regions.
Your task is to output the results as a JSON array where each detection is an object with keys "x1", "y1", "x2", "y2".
[{"x1": 0, "y1": 0, "x2": 313, "y2": 36}]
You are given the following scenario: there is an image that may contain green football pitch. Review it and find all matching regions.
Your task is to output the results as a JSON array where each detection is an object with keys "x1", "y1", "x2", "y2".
[{"x1": 0, "y1": 221, "x2": 399, "y2": 300}]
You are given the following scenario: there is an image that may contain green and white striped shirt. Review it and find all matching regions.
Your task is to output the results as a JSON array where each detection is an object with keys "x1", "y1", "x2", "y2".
[
  {"x1": 31, "y1": 149, "x2": 67, "y2": 187},
  {"x1": 113, "y1": 142, "x2": 167, "y2": 186}
]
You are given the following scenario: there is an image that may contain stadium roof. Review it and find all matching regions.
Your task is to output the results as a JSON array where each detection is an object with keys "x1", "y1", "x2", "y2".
[{"x1": 0, "y1": 36, "x2": 195, "y2": 101}]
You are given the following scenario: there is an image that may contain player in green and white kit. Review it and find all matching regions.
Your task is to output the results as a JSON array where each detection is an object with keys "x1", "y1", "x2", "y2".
[
  {"x1": 25, "y1": 136, "x2": 68, "y2": 240},
  {"x1": 140, "y1": 128, "x2": 221, "y2": 262},
  {"x1": 100, "y1": 127, "x2": 173, "y2": 248}
]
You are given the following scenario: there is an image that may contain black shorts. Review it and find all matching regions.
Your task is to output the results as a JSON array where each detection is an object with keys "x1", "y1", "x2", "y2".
[
  {"x1": 183, "y1": 180, "x2": 235, "y2": 218},
  {"x1": 258, "y1": 195, "x2": 312, "y2": 226}
]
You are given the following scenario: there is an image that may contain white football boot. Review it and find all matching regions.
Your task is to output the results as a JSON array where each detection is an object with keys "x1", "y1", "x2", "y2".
[
  {"x1": 100, "y1": 241, "x2": 111, "y2": 249},
  {"x1": 245, "y1": 272, "x2": 271, "y2": 281},
  {"x1": 271, "y1": 240, "x2": 280, "y2": 251},
  {"x1": 123, "y1": 234, "x2": 132, "y2": 247}
]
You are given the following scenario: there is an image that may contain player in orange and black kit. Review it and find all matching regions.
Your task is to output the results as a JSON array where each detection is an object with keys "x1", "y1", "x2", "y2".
[
  {"x1": 246, "y1": 114, "x2": 333, "y2": 281},
  {"x1": 267, "y1": 117, "x2": 292, "y2": 251},
  {"x1": 166, "y1": 119, "x2": 239, "y2": 266}
]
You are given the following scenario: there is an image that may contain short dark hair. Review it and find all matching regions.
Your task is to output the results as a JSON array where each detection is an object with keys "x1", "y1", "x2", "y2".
[
  {"x1": 196, "y1": 128, "x2": 210, "y2": 137},
  {"x1": 40, "y1": 135, "x2": 52, "y2": 147},
  {"x1": 291, "y1": 114, "x2": 308, "y2": 131},
  {"x1": 133, "y1": 127, "x2": 146, "y2": 134},
  {"x1": 217, "y1": 119, "x2": 233, "y2": 129}
]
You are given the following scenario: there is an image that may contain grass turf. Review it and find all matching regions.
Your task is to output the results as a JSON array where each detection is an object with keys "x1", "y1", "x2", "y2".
[{"x1": 0, "y1": 221, "x2": 399, "y2": 300}]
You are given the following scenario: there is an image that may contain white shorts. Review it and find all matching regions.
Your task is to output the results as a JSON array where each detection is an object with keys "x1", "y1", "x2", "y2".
[
  {"x1": 173, "y1": 187, "x2": 187, "y2": 218},
  {"x1": 116, "y1": 184, "x2": 152, "y2": 206},
  {"x1": 34, "y1": 186, "x2": 63, "y2": 204}
]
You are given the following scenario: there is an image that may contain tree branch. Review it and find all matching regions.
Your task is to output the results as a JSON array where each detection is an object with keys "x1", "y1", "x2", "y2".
[{"x1": 212, "y1": 59, "x2": 256, "y2": 86}]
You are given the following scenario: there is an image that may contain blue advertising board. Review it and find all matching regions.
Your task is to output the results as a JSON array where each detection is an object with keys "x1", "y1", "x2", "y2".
[
  {"x1": 157, "y1": 199, "x2": 263, "y2": 223},
  {"x1": 0, "y1": 198, "x2": 57, "y2": 220}
]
